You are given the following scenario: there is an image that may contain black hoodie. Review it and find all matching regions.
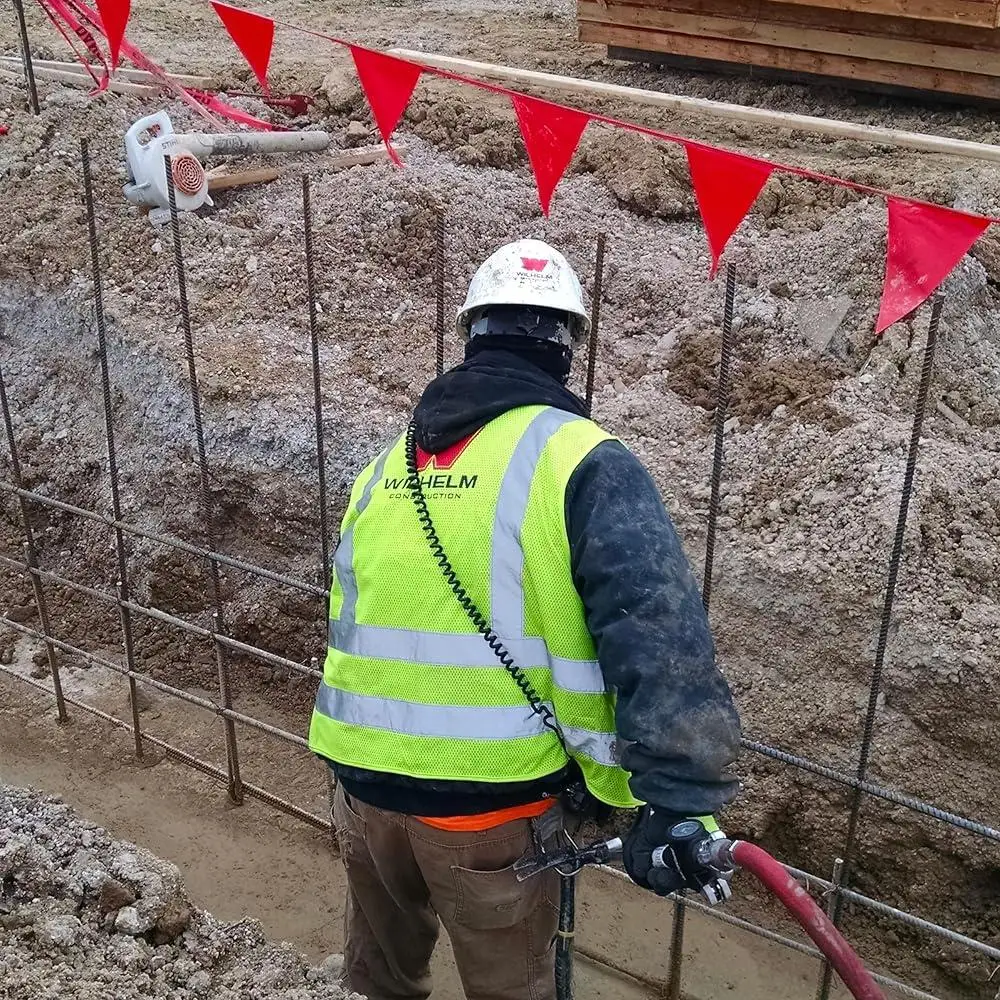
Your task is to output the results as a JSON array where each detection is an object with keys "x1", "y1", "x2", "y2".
[{"x1": 333, "y1": 348, "x2": 742, "y2": 818}]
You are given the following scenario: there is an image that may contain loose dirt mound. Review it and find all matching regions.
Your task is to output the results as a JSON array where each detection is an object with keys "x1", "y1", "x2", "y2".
[{"x1": 0, "y1": 786, "x2": 354, "y2": 999}]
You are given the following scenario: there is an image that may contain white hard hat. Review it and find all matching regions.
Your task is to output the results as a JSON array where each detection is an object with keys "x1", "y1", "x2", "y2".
[{"x1": 456, "y1": 239, "x2": 591, "y2": 343}]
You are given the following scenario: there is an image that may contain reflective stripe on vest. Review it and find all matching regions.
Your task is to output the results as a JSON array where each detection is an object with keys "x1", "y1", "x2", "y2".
[{"x1": 314, "y1": 683, "x2": 621, "y2": 767}]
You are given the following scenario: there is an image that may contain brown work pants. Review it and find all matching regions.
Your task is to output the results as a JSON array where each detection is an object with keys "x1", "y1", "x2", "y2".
[{"x1": 332, "y1": 785, "x2": 561, "y2": 1000}]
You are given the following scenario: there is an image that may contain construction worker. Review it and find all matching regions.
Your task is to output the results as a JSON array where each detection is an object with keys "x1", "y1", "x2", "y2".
[{"x1": 308, "y1": 239, "x2": 742, "y2": 1000}]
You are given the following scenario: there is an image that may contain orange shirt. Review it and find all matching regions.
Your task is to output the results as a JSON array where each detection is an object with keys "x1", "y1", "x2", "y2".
[{"x1": 417, "y1": 798, "x2": 556, "y2": 832}]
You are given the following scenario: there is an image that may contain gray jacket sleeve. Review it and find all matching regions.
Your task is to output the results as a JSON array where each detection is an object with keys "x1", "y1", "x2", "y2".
[{"x1": 565, "y1": 440, "x2": 742, "y2": 816}]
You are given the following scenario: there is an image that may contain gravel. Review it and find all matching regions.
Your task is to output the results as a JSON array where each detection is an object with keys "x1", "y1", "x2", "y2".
[{"x1": 0, "y1": 786, "x2": 357, "y2": 1000}]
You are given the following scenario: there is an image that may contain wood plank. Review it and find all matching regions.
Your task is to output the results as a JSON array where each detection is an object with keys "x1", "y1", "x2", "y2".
[
  {"x1": 608, "y1": 0, "x2": 1000, "y2": 50},
  {"x1": 579, "y1": 22, "x2": 1000, "y2": 98},
  {"x1": 768, "y1": 0, "x2": 998, "y2": 29},
  {"x1": 578, "y1": 2, "x2": 1000, "y2": 75},
  {"x1": 207, "y1": 168, "x2": 282, "y2": 192},
  {"x1": 393, "y1": 48, "x2": 1000, "y2": 159}
]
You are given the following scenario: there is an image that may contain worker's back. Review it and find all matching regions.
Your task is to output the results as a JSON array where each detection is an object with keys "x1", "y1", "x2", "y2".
[{"x1": 309, "y1": 402, "x2": 637, "y2": 809}]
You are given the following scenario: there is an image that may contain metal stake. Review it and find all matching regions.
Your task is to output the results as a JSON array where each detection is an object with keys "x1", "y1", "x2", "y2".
[
  {"x1": 813, "y1": 855, "x2": 845, "y2": 999},
  {"x1": 81, "y1": 138, "x2": 143, "y2": 758},
  {"x1": 817, "y1": 299, "x2": 942, "y2": 1000},
  {"x1": 435, "y1": 209, "x2": 446, "y2": 377},
  {"x1": 164, "y1": 154, "x2": 243, "y2": 804},
  {"x1": 665, "y1": 262, "x2": 737, "y2": 1000},
  {"x1": 584, "y1": 232, "x2": 606, "y2": 417},
  {"x1": 701, "y1": 262, "x2": 737, "y2": 610},
  {"x1": 302, "y1": 176, "x2": 331, "y2": 585},
  {"x1": 0, "y1": 352, "x2": 66, "y2": 721},
  {"x1": 13, "y1": 0, "x2": 40, "y2": 115}
]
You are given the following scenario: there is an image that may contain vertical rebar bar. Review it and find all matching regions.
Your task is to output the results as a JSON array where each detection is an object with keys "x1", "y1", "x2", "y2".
[
  {"x1": 0, "y1": 358, "x2": 66, "y2": 721},
  {"x1": 164, "y1": 154, "x2": 243, "y2": 804},
  {"x1": 302, "y1": 177, "x2": 331, "y2": 586},
  {"x1": 701, "y1": 262, "x2": 737, "y2": 610},
  {"x1": 13, "y1": 0, "x2": 40, "y2": 115},
  {"x1": 817, "y1": 298, "x2": 941, "y2": 1000},
  {"x1": 584, "y1": 232, "x2": 606, "y2": 417},
  {"x1": 435, "y1": 209, "x2": 446, "y2": 377},
  {"x1": 665, "y1": 262, "x2": 737, "y2": 1000},
  {"x1": 814, "y1": 856, "x2": 846, "y2": 1000},
  {"x1": 81, "y1": 138, "x2": 143, "y2": 758}
]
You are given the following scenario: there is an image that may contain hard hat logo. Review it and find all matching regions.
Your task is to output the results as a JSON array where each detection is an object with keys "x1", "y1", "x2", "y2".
[
  {"x1": 457, "y1": 239, "x2": 591, "y2": 343},
  {"x1": 521, "y1": 257, "x2": 549, "y2": 272}
]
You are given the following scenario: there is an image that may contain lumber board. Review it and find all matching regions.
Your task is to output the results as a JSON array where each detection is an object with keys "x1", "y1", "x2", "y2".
[
  {"x1": 579, "y1": 22, "x2": 1000, "y2": 99},
  {"x1": 0, "y1": 57, "x2": 215, "y2": 88},
  {"x1": 207, "y1": 168, "x2": 282, "y2": 192},
  {"x1": 772, "y1": 0, "x2": 999, "y2": 29},
  {"x1": 608, "y1": 0, "x2": 1000, "y2": 50},
  {"x1": 578, "y1": 2, "x2": 1000, "y2": 75},
  {"x1": 392, "y1": 49, "x2": 1000, "y2": 162}
]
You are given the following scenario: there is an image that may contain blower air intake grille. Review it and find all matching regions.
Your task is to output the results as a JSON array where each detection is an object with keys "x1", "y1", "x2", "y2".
[{"x1": 171, "y1": 153, "x2": 205, "y2": 196}]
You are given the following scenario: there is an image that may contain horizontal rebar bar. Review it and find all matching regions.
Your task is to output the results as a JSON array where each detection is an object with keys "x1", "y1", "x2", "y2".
[
  {"x1": 593, "y1": 865, "x2": 945, "y2": 1000},
  {"x1": 0, "y1": 655, "x2": 979, "y2": 998},
  {"x1": 0, "y1": 666, "x2": 327, "y2": 829},
  {"x1": 3, "y1": 550, "x2": 996, "y2": 846},
  {"x1": 783, "y1": 864, "x2": 1000, "y2": 963},
  {"x1": 741, "y1": 738, "x2": 1000, "y2": 844},
  {"x1": 0, "y1": 481, "x2": 327, "y2": 598},
  {"x1": 0, "y1": 615, "x2": 311, "y2": 750},
  {"x1": 0, "y1": 554, "x2": 322, "y2": 681}
]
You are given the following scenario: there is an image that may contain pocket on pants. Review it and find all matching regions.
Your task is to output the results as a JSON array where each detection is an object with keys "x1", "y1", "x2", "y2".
[
  {"x1": 450, "y1": 862, "x2": 541, "y2": 930},
  {"x1": 333, "y1": 786, "x2": 367, "y2": 856}
]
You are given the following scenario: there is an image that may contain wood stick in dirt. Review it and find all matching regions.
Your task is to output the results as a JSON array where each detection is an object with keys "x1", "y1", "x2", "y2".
[
  {"x1": 326, "y1": 145, "x2": 403, "y2": 169},
  {"x1": 207, "y1": 168, "x2": 282, "y2": 192},
  {"x1": 204, "y1": 148, "x2": 400, "y2": 193},
  {"x1": 388, "y1": 48, "x2": 1000, "y2": 164},
  {"x1": 0, "y1": 65, "x2": 161, "y2": 97},
  {"x1": 0, "y1": 56, "x2": 215, "y2": 89}
]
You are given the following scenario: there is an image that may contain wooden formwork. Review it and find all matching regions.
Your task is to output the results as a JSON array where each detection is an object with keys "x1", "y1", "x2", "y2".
[{"x1": 578, "y1": 0, "x2": 1000, "y2": 100}]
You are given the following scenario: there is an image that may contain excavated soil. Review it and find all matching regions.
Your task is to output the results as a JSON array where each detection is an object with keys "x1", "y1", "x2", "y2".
[
  {"x1": 0, "y1": 785, "x2": 356, "y2": 999},
  {"x1": 2, "y1": 1, "x2": 1000, "y2": 998}
]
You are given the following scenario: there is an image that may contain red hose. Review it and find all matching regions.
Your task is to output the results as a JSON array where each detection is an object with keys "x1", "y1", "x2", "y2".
[{"x1": 730, "y1": 842, "x2": 886, "y2": 1000}]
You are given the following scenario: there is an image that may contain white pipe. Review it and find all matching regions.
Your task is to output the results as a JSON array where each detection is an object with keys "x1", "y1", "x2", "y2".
[
  {"x1": 389, "y1": 48, "x2": 1000, "y2": 165},
  {"x1": 177, "y1": 131, "x2": 332, "y2": 158}
]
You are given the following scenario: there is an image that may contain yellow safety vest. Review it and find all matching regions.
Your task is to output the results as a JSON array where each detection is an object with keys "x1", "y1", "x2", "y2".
[{"x1": 308, "y1": 404, "x2": 641, "y2": 808}]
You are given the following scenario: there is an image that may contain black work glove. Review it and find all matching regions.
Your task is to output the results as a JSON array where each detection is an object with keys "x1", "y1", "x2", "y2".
[{"x1": 622, "y1": 807, "x2": 732, "y2": 903}]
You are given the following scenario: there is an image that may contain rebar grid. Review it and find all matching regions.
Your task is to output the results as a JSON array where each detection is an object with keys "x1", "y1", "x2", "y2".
[
  {"x1": 0, "y1": 156, "x2": 995, "y2": 1000},
  {"x1": 164, "y1": 153, "x2": 242, "y2": 804},
  {"x1": 0, "y1": 665, "x2": 325, "y2": 829}
]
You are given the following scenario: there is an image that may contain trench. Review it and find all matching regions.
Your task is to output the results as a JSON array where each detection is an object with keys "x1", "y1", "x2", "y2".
[{"x1": 1, "y1": 279, "x2": 998, "y2": 999}]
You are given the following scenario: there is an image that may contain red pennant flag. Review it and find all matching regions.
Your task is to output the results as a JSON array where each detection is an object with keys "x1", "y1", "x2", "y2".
[
  {"x1": 211, "y1": 1, "x2": 275, "y2": 95},
  {"x1": 511, "y1": 94, "x2": 590, "y2": 217},
  {"x1": 94, "y1": 0, "x2": 130, "y2": 69},
  {"x1": 686, "y1": 144, "x2": 773, "y2": 278},
  {"x1": 876, "y1": 198, "x2": 990, "y2": 333},
  {"x1": 350, "y1": 47, "x2": 422, "y2": 166}
]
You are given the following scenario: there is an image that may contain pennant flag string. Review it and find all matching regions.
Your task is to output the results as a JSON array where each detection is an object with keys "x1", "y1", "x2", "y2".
[
  {"x1": 876, "y1": 198, "x2": 990, "y2": 333},
  {"x1": 510, "y1": 94, "x2": 590, "y2": 216},
  {"x1": 93, "y1": 0, "x2": 130, "y2": 69},
  {"x1": 349, "y1": 46, "x2": 423, "y2": 166},
  {"x1": 211, "y1": 0, "x2": 275, "y2": 95},
  {"x1": 28, "y1": 0, "x2": 998, "y2": 321},
  {"x1": 686, "y1": 145, "x2": 774, "y2": 278}
]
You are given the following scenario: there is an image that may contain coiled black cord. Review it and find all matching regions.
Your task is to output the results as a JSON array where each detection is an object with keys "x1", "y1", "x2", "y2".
[{"x1": 404, "y1": 421, "x2": 567, "y2": 754}]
